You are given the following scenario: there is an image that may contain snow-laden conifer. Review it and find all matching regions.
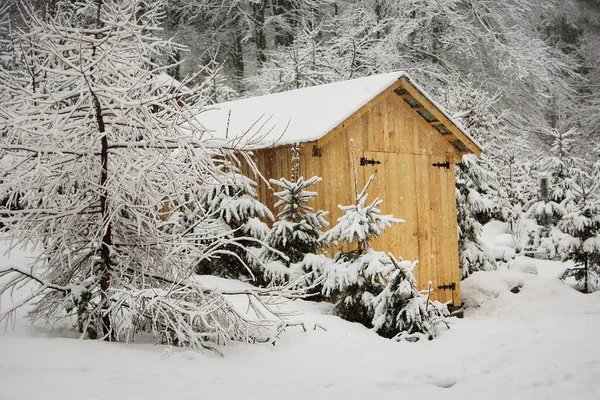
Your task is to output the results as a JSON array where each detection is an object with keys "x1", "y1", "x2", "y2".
[
  {"x1": 322, "y1": 175, "x2": 446, "y2": 339},
  {"x1": 525, "y1": 127, "x2": 585, "y2": 257},
  {"x1": 191, "y1": 163, "x2": 273, "y2": 280},
  {"x1": 322, "y1": 176, "x2": 403, "y2": 326},
  {"x1": 260, "y1": 173, "x2": 329, "y2": 286},
  {"x1": 372, "y1": 256, "x2": 448, "y2": 341},
  {"x1": 558, "y1": 170, "x2": 600, "y2": 293}
]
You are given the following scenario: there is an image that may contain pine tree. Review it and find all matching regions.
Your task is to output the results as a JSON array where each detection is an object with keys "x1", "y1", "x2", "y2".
[
  {"x1": 321, "y1": 175, "x2": 404, "y2": 326},
  {"x1": 558, "y1": 170, "x2": 600, "y2": 293},
  {"x1": 260, "y1": 173, "x2": 329, "y2": 286},
  {"x1": 525, "y1": 127, "x2": 585, "y2": 257},
  {"x1": 372, "y1": 256, "x2": 448, "y2": 341},
  {"x1": 455, "y1": 155, "x2": 498, "y2": 278},
  {"x1": 449, "y1": 89, "x2": 501, "y2": 278},
  {"x1": 192, "y1": 163, "x2": 273, "y2": 280},
  {"x1": 322, "y1": 174, "x2": 446, "y2": 339}
]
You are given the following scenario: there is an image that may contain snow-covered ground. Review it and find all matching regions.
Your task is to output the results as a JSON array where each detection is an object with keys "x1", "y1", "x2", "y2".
[{"x1": 2, "y1": 240, "x2": 600, "y2": 399}]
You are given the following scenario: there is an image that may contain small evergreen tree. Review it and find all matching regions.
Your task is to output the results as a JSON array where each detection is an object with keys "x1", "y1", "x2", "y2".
[
  {"x1": 193, "y1": 164, "x2": 273, "y2": 280},
  {"x1": 525, "y1": 127, "x2": 585, "y2": 257},
  {"x1": 524, "y1": 175, "x2": 566, "y2": 258},
  {"x1": 558, "y1": 170, "x2": 600, "y2": 293},
  {"x1": 259, "y1": 174, "x2": 329, "y2": 285},
  {"x1": 322, "y1": 175, "x2": 403, "y2": 326},
  {"x1": 449, "y1": 89, "x2": 503, "y2": 278},
  {"x1": 455, "y1": 154, "x2": 497, "y2": 277},
  {"x1": 372, "y1": 256, "x2": 448, "y2": 341},
  {"x1": 322, "y1": 174, "x2": 447, "y2": 340}
]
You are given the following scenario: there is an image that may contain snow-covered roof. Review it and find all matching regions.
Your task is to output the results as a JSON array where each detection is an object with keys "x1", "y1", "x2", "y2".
[{"x1": 197, "y1": 71, "x2": 481, "y2": 154}]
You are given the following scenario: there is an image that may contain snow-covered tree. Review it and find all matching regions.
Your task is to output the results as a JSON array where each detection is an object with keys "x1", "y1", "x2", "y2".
[
  {"x1": 322, "y1": 175, "x2": 445, "y2": 339},
  {"x1": 558, "y1": 170, "x2": 600, "y2": 293},
  {"x1": 191, "y1": 163, "x2": 273, "y2": 280},
  {"x1": 198, "y1": 60, "x2": 238, "y2": 104},
  {"x1": 525, "y1": 127, "x2": 586, "y2": 257},
  {"x1": 372, "y1": 256, "x2": 448, "y2": 341},
  {"x1": 0, "y1": 0, "x2": 296, "y2": 349},
  {"x1": 455, "y1": 155, "x2": 497, "y2": 278},
  {"x1": 247, "y1": 25, "x2": 337, "y2": 96},
  {"x1": 259, "y1": 171, "x2": 329, "y2": 286},
  {"x1": 524, "y1": 175, "x2": 566, "y2": 258},
  {"x1": 448, "y1": 89, "x2": 502, "y2": 278},
  {"x1": 322, "y1": 175, "x2": 404, "y2": 326}
]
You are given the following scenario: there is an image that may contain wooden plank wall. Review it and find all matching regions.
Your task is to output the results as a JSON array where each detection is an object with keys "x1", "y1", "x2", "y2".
[{"x1": 240, "y1": 84, "x2": 464, "y2": 305}]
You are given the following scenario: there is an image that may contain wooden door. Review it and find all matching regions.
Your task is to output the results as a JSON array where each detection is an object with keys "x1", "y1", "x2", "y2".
[
  {"x1": 415, "y1": 154, "x2": 460, "y2": 305},
  {"x1": 362, "y1": 151, "x2": 460, "y2": 305},
  {"x1": 361, "y1": 151, "x2": 420, "y2": 277}
]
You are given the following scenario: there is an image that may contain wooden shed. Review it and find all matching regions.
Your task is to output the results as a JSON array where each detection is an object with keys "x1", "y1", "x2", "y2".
[{"x1": 201, "y1": 72, "x2": 482, "y2": 306}]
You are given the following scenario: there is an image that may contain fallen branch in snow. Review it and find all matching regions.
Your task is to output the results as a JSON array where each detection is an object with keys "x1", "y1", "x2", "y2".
[
  {"x1": 313, "y1": 323, "x2": 327, "y2": 331},
  {"x1": 270, "y1": 321, "x2": 308, "y2": 346}
]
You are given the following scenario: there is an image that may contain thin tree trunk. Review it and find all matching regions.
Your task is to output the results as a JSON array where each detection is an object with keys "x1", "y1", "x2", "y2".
[
  {"x1": 584, "y1": 258, "x2": 589, "y2": 294},
  {"x1": 91, "y1": 0, "x2": 112, "y2": 341},
  {"x1": 93, "y1": 93, "x2": 113, "y2": 340},
  {"x1": 252, "y1": 1, "x2": 268, "y2": 66},
  {"x1": 232, "y1": 30, "x2": 245, "y2": 79}
]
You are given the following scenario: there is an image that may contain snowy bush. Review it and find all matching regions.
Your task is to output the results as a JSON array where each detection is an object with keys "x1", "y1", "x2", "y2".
[
  {"x1": 323, "y1": 248, "x2": 395, "y2": 326},
  {"x1": 455, "y1": 154, "x2": 499, "y2": 278},
  {"x1": 524, "y1": 128, "x2": 585, "y2": 258},
  {"x1": 372, "y1": 256, "x2": 448, "y2": 341}
]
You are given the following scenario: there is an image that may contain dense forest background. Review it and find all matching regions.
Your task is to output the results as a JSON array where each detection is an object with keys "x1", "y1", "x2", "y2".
[{"x1": 4, "y1": 1, "x2": 599, "y2": 178}]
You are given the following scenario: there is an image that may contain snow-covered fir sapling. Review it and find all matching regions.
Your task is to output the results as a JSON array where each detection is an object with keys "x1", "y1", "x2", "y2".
[
  {"x1": 524, "y1": 175, "x2": 566, "y2": 258},
  {"x1": 450, "y1": 89, "x2": 502, "y2": 278},
  {"x1": 322, "y1": 144, "x2": 448, "y2": 339},
  {"x1": 321, "y1": 173, "x2": 405, "y2": 327},
  {"x1": 455, "y1": 154, "x2": 498, "y2": 277},
  {"x1": 372, "y1": 255, "x2": 448, "y2": 341},
  {"x1": 259, "y1": 144, "x2": 330, "y2": 286},
  {"x1": 192, "y1": 163, "x2": 273, "y2": 280},
  {"x1": 558, "y1": 170, "x2": 600, "y2": 293},
  {"x1": 525, "y1": 127, "x2": 583, "y2": 257}
]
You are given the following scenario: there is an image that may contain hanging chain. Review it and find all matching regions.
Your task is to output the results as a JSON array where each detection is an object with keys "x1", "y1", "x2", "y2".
[
  {"x1": 350, "y1": 139, "x2": 358, "y2": 200},
  {"x1": 291, "y1": 142, "x2": 300, "y2": 183}
]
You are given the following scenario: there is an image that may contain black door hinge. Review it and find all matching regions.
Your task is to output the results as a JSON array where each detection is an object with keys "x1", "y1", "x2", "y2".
[
  {"x1": 432, "y1": 161, "x2": 451, "y2": 169},
  {"x1": 437, "y1": 282, "x2": 456, "y2": 291},
  {"x1": 360, "y1": 157, "x2": 381, "y2": 166}
]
